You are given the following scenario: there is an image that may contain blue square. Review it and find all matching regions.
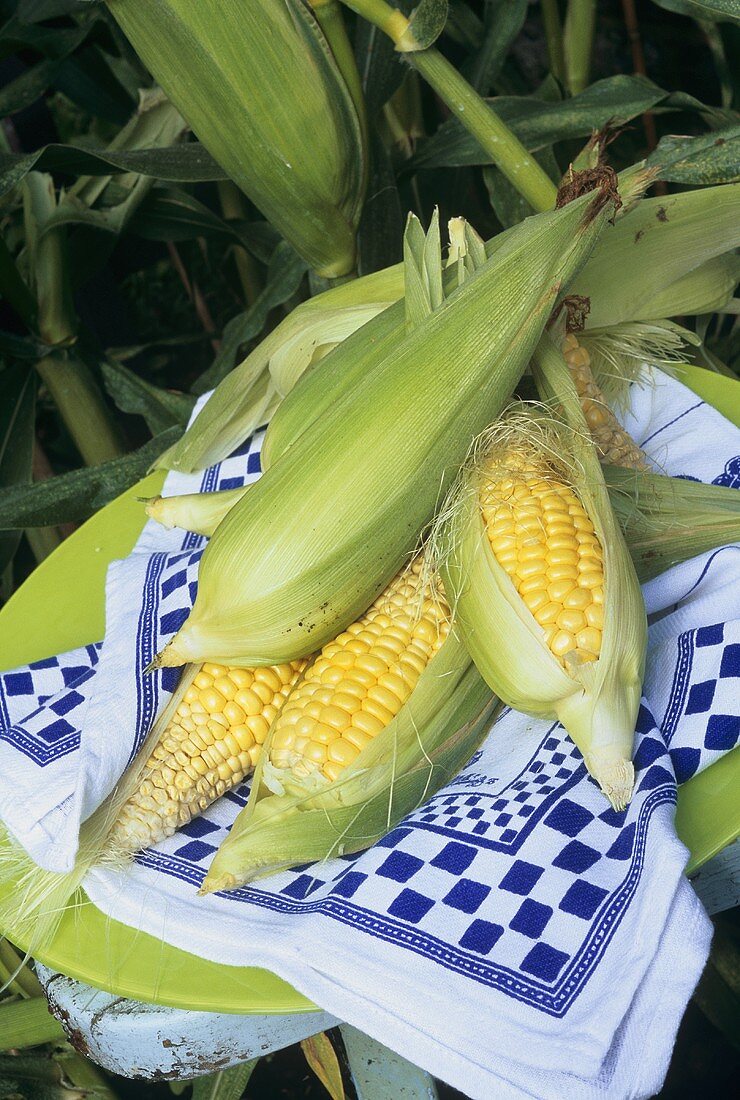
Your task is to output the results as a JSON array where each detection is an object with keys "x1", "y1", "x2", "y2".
[
  {"x1": 219, "y1": 476, "x2": 244, "y2": 490},
  {"x1": 473, "y1": 822, "x2": 489, "y2": 835},
  {"x1": 61, "y1": 665, "x2": 90, "y2": 687},
  {"x1": 553, "y1": 840, "x2": 601, "y2": 874},
  {"x1": 559, "y1": 880, "x2": 608, "y2": 920},
  {"x1": 670, "y1": 747, "x2": 701, "y2": 784},
  {"x1": 174, "y1": 839, "x2": 217, "y2": 862},
  {"x1": 521, "y1": 942, "x2": 569, "y2": 982},
  {"x1": 606, "y1": 823, "x2": 636, "y2": 860},
  {"x1": 464, "y1": 796, "x2": 481, "y2": 805},
  {"x1": 446, "y1": 816, "x2": 462, "y2": 827},
  {"x1": 377, "y1": 851, "x2": 424, "y2": 883},
  {"x1": 467, "y1": 808, "x2": 484, "y2": 820},
  {"x1": 696, "y1": 623, "x2": 723, "y2": 647},
  {"x1": 513, "y1": 792, "x2": 530, "y2": 804},
  {"x1": 188, "y1": 581, "x2": 198, "y2": 603},
  {"x1": 161, "y1": 667, "x2": 181, "y2": 693},
  {"x1": 3, "y1": 672, "x2": 33, "y2": 696},
  {"x1": 38, "y1": 718, "x2": 74, "y2": 743},
  {"x1": 720, "y1": 644, "x2": 740, "y2": 678},
  {"x1": 551, "y1": 752, "x2": 566, "y2": 765},
  {"x1": 495, "y1": 813, "x2": 512, "y2": 827},
  {"x1": 443, "y1": 878, "x2": 490, "y2": 914},
  {"x1": 599, "y1": 806, "x2": 627, "y2": 828},
  {"x1": 178, "y1": 816, "x2": 219, "y2": 838},
  {"x1": 510, "y1": 899, "x2": 552, "y2": 939},
  {"x1": 492, "y1": 799, "x2": 508, "y2": 811},
  {"x1": 500, "y1": 828, "x2": 517, "y2": 843},
  {"x1": 376, "y1": 828, "x2": 411, "y2": 849},
  {"x1": 685, "y1": 680, "x2": 716, "y2": 715},
  {"x1": 29, "y1": 656, "x2": 59, "y2": 670},
  {"x1": 160, "y1": 608, "x2": 189, "y2": 635},
  {"x1": 331, "y1": 871, "x2": 367, "y2": 899},
  {"x1": 388, "y1": 889, "x2": 434, "y2": 924},
  {"x1": 247, "y1": 451, "x2": 261, "y2": 474},
  {"x1": 544, "y1": 799, "x2": 594, "y2": 837},
  {"x1": 51, "y1": 691, "x2": 84, "y2": 717},
  {"x1": 705, "y1": 714, "x2": 740, "y2": 751},
  {"x1": 499, "y1": 860, "x2": 544, "y2": 896},
  {"x1": 633, "y1": 736, "x2": 666, "y2": 770},
  {"x1": 518, "y1": 805, "x2": 535, "y2": 818},
  {"x1": 162, "y1": 569, "x2": 187, "y2": 599},
  {"x1": 430, "y1": 841, "x2": 476, "y2": 875},
  {"x1": 281, "y1": 874, "x2": 323, "y2": 900},
  {"x1": 459, "y1": 919, "x2": 503, "y2": 955},
  {"x1": 544, "y1": 737, "x2": 560, "y2": 751}
]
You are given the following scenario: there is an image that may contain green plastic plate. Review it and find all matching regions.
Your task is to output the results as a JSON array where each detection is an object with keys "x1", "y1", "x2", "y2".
[{"x1": 0, "y1": 363, "x2": 738, "y2": 1010}]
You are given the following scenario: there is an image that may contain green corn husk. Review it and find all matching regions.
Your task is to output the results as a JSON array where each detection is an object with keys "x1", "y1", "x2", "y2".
[
  {"x1": 603, "y1": 466, "x2": 740, "y2": 582},
  {"x1": 146, "y1": 466, "x2": 740, "y2": 584},
  {"x1": 202, "y1": 625, "x2": 499, "y2": 892},
  {"x1": 164, "y1": 183, "x2": 739, "y2": 475},
  {"x1": 569, "y1": 185, "x2": 740, "y2": 329},
  {"x1": 107, "y1": 0, "x2": 366, "y2": 277},
  {"x1": 158, "y1": 265, "x2": 400, "y2": 473},
  {"x1": 153, "y1": 184, "x2": 620, "y2": 670},
  {"x1": 440, "y1": 337, "x2": 647, "y2": 809}
]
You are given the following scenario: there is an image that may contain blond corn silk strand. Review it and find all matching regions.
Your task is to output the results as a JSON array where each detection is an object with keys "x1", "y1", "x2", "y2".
[
  {"x1": 268, "y1": 559, "x2": 450, "y2": 786},
  {"x1": 481, "y1": 456, "x2": 605, "y2": 666},
  {"x1": 109, "y1": 660, "x2": 306, "y2": 854},
  {"x1": 563, "y1": 333, "x2": 649, "y2": 470}
]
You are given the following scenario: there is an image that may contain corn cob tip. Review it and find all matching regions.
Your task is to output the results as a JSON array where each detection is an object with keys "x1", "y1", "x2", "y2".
[
  {"x1": 145, "y1": 641, "x2": 190, "y2": 672},
  {"x1": 587, "y1": 756, "x2": 634, "y2": 812}
]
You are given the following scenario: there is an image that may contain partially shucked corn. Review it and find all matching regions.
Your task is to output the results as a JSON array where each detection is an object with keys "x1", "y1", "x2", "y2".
[
  {"x1": 562, "y1": 333, "x2": 648, "y2": 470},
  {"x1": 108, "y1": 661, "x2": 306, "y2": 855},
  {"x1": 441, "y1": 334, "x2": 647, "y2": 810},
  {"x1": 264, "y1": 559, "x2": 450, "y2": 795},
  {"x1": 201, "y1": 560, "x2": 497, "y2": 892}
]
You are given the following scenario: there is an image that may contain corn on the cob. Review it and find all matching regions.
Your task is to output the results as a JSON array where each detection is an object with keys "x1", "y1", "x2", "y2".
[
  {"x1": 562, "y1": 333, "x2": 648, "y2": 470},
  {"x1": 481, "y1": 454, "x2": 605, "y2": 667},
  {"x1": 152, "y1": 189, "x2": 618, "y2": 671},
  {"x1": 202, "y1": 561, "x2": 497, "y2": 892},
  {"x1": 108, "y1": 660, "x2": 306, "y2": 856},
  {"x1": 265, "y1": 559, "x2": 450, "y2": 795},
  {"x1": 441, "y1": 336, "x2": 647, "y2": 810}
]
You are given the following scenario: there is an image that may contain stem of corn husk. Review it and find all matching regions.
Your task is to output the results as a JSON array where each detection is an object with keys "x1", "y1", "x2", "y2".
[{"x1": 340, "y1": 0, "x2": 558, "y2": 213}]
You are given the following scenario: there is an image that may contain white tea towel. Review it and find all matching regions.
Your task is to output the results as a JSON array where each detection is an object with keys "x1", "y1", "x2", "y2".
[{"x1": 1, "y1": 368, "x2": 738, "y2": 1100}]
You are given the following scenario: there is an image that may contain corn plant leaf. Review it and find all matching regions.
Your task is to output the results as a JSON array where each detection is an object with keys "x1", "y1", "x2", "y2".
[
  {"x1": 54, "y1": 44, "x2": 136, "y2": 124},
  {"x1": 648, "y1": 125, "x2": 740, "y2": 184},
  {"x1": 484, "y1": 145, "x2": 561, "y2": 227},
  {"x1": 403, "y1": 210, "x2": 442, "y2": 329},
  {"x1": 410, "y1": 75, "x2": 685, "y2": 168},
  {"x1": 406, "y1": 0, "x2": 449, "y2": 49},
  {"x1": 0, "y1": 1001, "x2": 66, "y2": 1054},
  {"x1": 190, "y1": 1061, "x2": 258, "y2": 1100},
  {"x1": 0, "y1": 56, "x2": 61, "y2": 116},
  {"x1": 0, "y1": 365, "x2": 36, "y2": 572},
  {"x1": 101, "y1": 358, "x2": 196, "y2": 433},
  {"x1": 0, "y1": 142, "x2": 226, "y2": 202},
  {"x1": 0, "y1": 426, "x2": 180, "y2": 529},
  {"x1": 650, "y1": 0, "x2": 740, "y2": 23},
  {"x1": 355, "y1": 4, "x2": 407, "y2": 117},
  {"x1": 357, "y1": 125, "x2": 404, "y2": 275},
  {"x1": 18, "y1": 0, "x2": 96, "y2": 19},
  {"x1": 465, "y1": 0, "x2": 528, "y2": 93},
  {"x1": 192, "y1": 242, "x2": 307, "y2": 394},
  {"x1": 340, "y1": 1025, "x2": 439, "y2": 1099},
  {"x1": 301, "y1": 1032, "x2": 346, "y2": 1100}
]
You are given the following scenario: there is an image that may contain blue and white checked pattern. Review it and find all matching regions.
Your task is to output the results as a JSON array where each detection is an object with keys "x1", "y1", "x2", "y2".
[{"x1": 1, "y1": 372, "x2": 737, "y2": 1100}]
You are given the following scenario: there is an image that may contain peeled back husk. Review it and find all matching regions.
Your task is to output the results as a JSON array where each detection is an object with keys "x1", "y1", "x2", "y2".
[
  {"x1": 153, "y1": 187, "x2": 618, "y2": 669},
  {"x1": 441, "y1": 337, "x2": 647, "y2": 809},
  {"x1": 107, "y1": 0, "x2": 365, "y2": 277},
  {"x1": 201, "y1": 623, "x2": 499, "y2": 892}
]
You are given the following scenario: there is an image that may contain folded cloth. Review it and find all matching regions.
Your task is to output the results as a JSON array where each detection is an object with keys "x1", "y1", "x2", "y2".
[{"x1": 1, "y1": 368, "x2": 738, "y2": 1100}]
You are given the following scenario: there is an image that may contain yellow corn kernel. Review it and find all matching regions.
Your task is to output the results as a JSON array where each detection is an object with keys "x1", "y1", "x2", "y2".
[
  {"x1": 266, "y1": 559, "x2": 450, "y2": 789},
  {"x1": 108, "y1": 659, "x2": 306, "y2": 855},
  {"x1": 482, "y1": 458, "x2": 605, "y2": 667}
]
